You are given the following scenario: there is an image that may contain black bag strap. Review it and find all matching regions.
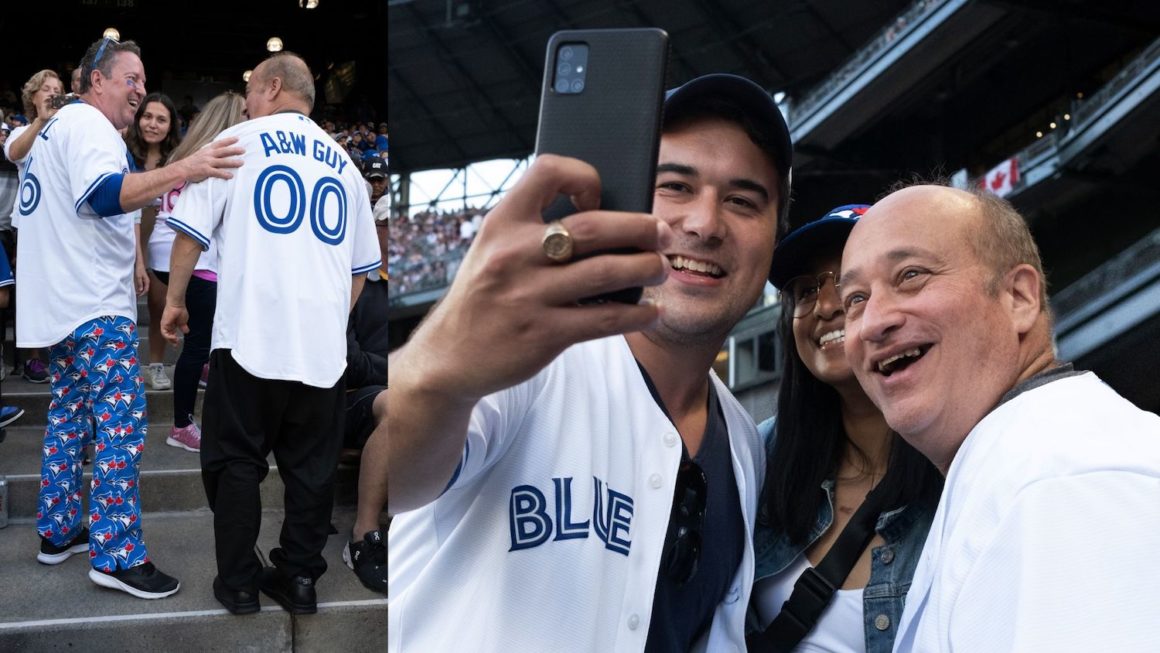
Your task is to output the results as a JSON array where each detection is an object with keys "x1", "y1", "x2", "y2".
[{"x1": 746, "y1": 482, "x2": 890, "y2": 652}]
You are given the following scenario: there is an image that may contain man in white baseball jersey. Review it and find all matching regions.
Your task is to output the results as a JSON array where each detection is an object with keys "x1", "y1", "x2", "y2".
[
  {"x1": 161, "y1": 52, "x2": 380, "y2": 617},
  {"x1": 388, "y1": 74, "x2": 792, "y2": 651},
  {"x1": 16, "y1": 37, "x2": 242, "y2": 600},
  {"x1": 838, "y1": 184, "x2": 1160, "y2": 651}
]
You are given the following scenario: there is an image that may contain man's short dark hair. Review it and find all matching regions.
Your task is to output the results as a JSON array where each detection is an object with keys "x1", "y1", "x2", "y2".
[{"x1": 78, "y1": 38, "x2": 142, "y2": 94}]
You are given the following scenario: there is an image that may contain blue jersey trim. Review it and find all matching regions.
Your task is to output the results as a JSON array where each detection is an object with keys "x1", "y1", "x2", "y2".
[
  {"x1": 352, "y1": 259, "x2": 382, "y2": 275},
  {"x1": 441, "y1": 439, "x2": 470, "y2": 496},
  {"x1": 166, "y1": 217, "x2": 211, "y2": 251},
  {"x1": 0, "y1": 279, "x2": 13, "y2": 288},
  {"x1": 87, "y1": 174, "x2": 125, "y2": 217},
  {"x1": 75, "y1": 172, "x2": 116, "y2": 214}
]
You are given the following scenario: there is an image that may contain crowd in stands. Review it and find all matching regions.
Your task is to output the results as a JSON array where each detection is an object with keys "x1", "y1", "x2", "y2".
[{"x1": 387, "y1": 206, "x2": 487, "y2": 296}]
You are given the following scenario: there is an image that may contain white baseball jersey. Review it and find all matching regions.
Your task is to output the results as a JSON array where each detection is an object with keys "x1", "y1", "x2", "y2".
[
  {"x1": 894, "y1": 372, "x2": 1160, "y2": 652},
  {"x1": 14, "y1": 102, "x2": 137, "y2": 348},
  {"x1": 149, "y1": 182, "x2": 219, "y2": 273},
  {"x1": 5, "y1": 124, "x2": 33, "y2": 228},
  {"x1": 168, "y1": 112, "x2": 380, "y2": 387},
  {"x1": 388, "y1": 336, "x2": 765, "y2": 653}
]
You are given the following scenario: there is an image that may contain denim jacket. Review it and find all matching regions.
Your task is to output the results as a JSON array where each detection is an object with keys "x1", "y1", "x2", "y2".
[{"x1": 749, "y1": 418, "x2": 934, "y2": 653}]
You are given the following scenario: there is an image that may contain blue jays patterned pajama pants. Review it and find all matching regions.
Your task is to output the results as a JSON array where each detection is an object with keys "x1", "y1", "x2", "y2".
[{"x1": 37, "y1": 316, "x2": 151, "y2": 571}]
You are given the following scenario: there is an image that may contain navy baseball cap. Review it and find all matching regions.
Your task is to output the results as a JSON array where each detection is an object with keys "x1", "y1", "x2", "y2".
[
  {"x1": 662, "y1": 73, "x2": 792, "y2": 181},
  {"x1": 768, "y1": 204, "x2": 870, "y2": 288},
  {"x1": 363, "y1": 158, "x2": 387, "y2": 179}
]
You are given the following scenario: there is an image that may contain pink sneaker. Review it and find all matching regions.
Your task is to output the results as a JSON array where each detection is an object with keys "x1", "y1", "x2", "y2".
[{"x1": 167, "y1": 421, "x2": 202, "y2": 452}]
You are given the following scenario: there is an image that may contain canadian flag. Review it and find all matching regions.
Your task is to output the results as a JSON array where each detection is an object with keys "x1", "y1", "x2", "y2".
[{"x1": 980, "y1": 157, "x2": 1020, "y2": 197}]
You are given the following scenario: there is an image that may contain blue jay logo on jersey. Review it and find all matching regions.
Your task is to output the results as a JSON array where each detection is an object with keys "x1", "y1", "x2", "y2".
[{"x1": 508, "y1": 476, "x2": 634, "y2": 556}]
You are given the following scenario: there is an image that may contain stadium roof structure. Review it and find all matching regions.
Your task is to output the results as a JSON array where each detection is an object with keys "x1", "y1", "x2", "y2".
[
  {"x1": 387, "y1": 0, "x2": 914, "y2": 174},
  {"x1": 388, "y1": 0, "x2": 1159, "y2": 186}
]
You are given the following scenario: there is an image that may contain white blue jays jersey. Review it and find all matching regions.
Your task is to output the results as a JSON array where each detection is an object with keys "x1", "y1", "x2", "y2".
[
  {"x1": 14, "y1": 102, "x2": 137, "y2": 348},
  {"x1": 388, "y1": 336, "x2": 764, "y2": 652},
  {"x1": 169, "y1": 112, "x2": 380, "y2": 387}
]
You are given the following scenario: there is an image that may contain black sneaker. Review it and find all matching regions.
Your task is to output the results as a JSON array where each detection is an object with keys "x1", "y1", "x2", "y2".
[
  {"x1": 213, "y1": 576, "x2": 260, "y2": 615},
  {"x1": 37, "y1": 527, "x2": 90, "y2": 565},
  {"x1": 343, "y1": 530, "x2": 387, "y2": 594},
  {"x1": 259, "y1": 566, "x2": 317, "y2": 614},
  {"x1": 22, "y1": 359, "x2": 49, "y2": 383},
  {"x1": 89, "y1": 561, "x2": 181, "y2": 599}
]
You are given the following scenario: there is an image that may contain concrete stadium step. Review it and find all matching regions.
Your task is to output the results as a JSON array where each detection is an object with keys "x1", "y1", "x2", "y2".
[
  {"x1": 1, "y1": 336, "x2": 182, "y2": 369},
  {"x1": 0, "y1": 508, "x2": 387, "y2": 650},
  {"x1": 0, "y1": 424, "x2": 285, "y2": 519},
  {"x1": 1, "y1": 377, "x2": 203, "y2": 423},
  {"x1": 0, "y1": 424, "x2": 364, "y2": 520}
]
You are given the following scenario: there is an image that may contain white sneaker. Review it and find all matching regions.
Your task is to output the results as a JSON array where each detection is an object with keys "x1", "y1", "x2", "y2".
[{"x1": 147, "y1": 363, "x2": 172, "y2": 390}]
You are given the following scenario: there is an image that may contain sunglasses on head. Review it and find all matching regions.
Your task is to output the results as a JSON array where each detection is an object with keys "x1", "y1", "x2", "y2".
[{"x1": 93, "y1": 36, "x2": 120, "y2": 70}]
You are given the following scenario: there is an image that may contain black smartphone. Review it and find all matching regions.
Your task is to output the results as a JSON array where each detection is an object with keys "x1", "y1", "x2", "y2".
[{"x1": 534, "y1": 28, "x2": 670, "y2": 304}]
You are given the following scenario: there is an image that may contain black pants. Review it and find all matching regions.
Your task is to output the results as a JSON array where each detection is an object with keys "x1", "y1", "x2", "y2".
[
  {"x1": 344, "y1": 384, "x2": 386, "y2": 450},
  {"x1": 201, "y1": 349, "x2": 345, "y2": 590},
  {"x1": 171, "y1": 275, "x2": 216, "y2": 427}
]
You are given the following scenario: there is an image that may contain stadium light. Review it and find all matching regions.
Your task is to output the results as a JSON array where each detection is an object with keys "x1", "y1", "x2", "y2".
[
  {"x1": 300, "y1": 0, "x2": 319, "y2": 7},
  {"x1": 243, "y1": 70, "x2": 252, "y2": 82},
  {"x1": 103, "y1": 27, "x2": 120, "y2": 40},
  {"x1": 267, "y1": 37, "x2": 284, "y2": 52}
]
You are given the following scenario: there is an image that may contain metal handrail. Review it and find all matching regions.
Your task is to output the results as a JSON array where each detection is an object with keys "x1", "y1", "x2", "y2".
[
  {"x1": 1052, "y1": 228, "x2": 1160, "y2": 323},
  {"x1": 1070, "y1": 37, "x2": 1160, "y2": 128},
  {"x1": 789, "y1": 0, "x2": 946, "y2": 127}
]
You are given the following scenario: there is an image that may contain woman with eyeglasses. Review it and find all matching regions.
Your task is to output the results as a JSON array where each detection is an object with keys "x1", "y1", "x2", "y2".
[{"x1": 746, "y1": 205, "x2": 942, "y2": 653}]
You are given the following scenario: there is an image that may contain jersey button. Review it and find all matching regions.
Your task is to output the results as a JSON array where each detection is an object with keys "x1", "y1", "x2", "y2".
[
  {"x1": 880, "y1": 548, "x2": 895, "y2": 564},
  {"x1": 648, "y1": 474, "x2": 663, "y2": 489},
  {"x1": 627, "y1": 614, "x2": 640, "y2": 630},
  {"x1": 874, "y1": 614, "x2": 891, "y2": 631},
  {"x1": 663, "y1": 432, "x2": 678, "y2": 447}
]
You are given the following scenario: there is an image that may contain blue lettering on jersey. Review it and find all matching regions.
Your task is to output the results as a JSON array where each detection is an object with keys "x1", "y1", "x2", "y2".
[
  {"x1": 259, "y1": 131, "x2": 349, "y2": 175},
  {"x1": 259, "y1": 130, "x2": 307, "y2": 158},
  {"x1": 311, "y1": 139, "x2": 349, "y2": 175},
  {"x1": 38, "y1": 117, "x2": 59, "y2": 141},
  {"x1": 509, "y1": 476, "x2": 633, "y2": 556}
]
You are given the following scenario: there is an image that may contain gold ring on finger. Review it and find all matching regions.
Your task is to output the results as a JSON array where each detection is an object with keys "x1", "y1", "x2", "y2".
[{"x1": 541, "y1": 220, "x2": 574, "y2": 264}]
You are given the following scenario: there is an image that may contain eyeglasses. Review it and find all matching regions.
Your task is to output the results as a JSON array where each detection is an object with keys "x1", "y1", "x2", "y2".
[
  {"x1": 662, "y1": 458, "x2": 707, "y2": 585},
  {"x1": 781, "y1": 270, "x2": 841, "y2": 318}
]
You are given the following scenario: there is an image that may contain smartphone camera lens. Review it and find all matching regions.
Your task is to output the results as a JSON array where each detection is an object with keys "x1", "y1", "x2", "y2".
[{"x1": 553, "y1": 43, "x2": 587, "y2": 94}]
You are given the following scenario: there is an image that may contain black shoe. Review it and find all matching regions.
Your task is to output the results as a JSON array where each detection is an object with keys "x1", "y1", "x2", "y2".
[
  {"x1": 89, "y1": 561, "x2": 181, "y2": 599},
  {"x1": 214, "y1": 576, "x2": 260, "y2": 615},
  {"x1": 343, "y1": 530, "x2": 387, "y2": 594},
  {"x1": 259, "y1": 566, "x2": 317, "y2": 614},
  {"x1": 37, "y1": 527, "x2": 90, "y2": 565}
]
